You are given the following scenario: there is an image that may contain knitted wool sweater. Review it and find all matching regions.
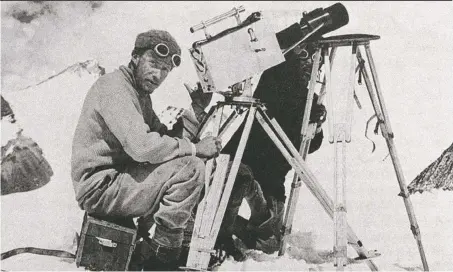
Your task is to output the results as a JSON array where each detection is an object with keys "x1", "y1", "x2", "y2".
[{"x1": 71, "y1": 65, "x2": 192, "y2": 203}]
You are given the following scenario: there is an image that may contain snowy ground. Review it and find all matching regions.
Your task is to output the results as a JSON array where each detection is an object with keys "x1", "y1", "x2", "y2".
[{"x1": 1, "y1": 1, "x2": 453, "y2": 271}]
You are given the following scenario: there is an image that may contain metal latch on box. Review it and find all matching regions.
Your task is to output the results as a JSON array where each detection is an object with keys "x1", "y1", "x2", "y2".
[{"x1": 96, "y1": 237, "x2": 117, "y2": 248}]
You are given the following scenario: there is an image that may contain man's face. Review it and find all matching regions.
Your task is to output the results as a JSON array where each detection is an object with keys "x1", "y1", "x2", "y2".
[{"x1": 134, "y1": 49, "x2": 173, "y2": 94}]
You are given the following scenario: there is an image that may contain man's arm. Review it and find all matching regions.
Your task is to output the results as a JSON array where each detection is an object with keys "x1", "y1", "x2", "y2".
[{"x1": 97, "y1": 84, "x2": 193, "y2": 164}]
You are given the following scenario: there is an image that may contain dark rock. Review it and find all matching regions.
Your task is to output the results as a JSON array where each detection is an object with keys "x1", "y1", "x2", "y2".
[
  {"x1": 1, "y1": 95, "x2": 15, "y2": 122},
  {"x1": 1, "y1": 133, "x2": 53, "y2": 195},
  {"x1": 408, "y1": 143, "x2": 453, "y2": 194}
]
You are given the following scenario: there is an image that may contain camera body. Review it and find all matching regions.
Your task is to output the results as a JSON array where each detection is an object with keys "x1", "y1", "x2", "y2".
[{"x1": 189, "y1": 11, "x2": 285, "y2": 95}]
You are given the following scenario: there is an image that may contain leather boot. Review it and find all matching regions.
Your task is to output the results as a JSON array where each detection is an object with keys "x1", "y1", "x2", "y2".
[
  {"x1": 142, "y1": 237, "x2": 181, "y2": 271},
  {"x1": 232, "y1": 195, "x2": 285, "y2": 254}
]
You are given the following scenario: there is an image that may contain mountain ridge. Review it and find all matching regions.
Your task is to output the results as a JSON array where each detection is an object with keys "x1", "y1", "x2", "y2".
[{"x1": 408, "y1": 142, "x2": 453, "y2": 194}]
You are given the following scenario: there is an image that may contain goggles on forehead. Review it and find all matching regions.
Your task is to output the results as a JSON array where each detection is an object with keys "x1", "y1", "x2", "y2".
[{"x1": 154, "y1": 43, "x2": 181, "y2": 68}]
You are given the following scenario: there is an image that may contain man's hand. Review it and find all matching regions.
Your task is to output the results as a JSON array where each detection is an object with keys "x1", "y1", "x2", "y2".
[
  {"x1": 195, "y1": 136, "x2": 222, "y2": 159},
  {"x1": 309, "y1": 103, "x2": 327, "y2": 127}
]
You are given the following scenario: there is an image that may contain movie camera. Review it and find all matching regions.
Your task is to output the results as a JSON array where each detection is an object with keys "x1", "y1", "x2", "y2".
[{"x1": 189, "y1": 3, "x2": 349, "y2": 96}]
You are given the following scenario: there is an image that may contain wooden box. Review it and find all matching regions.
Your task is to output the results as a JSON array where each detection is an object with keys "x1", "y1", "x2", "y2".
[{"x1": 75, "y1": 213, "x2": 137, "y2": 271}]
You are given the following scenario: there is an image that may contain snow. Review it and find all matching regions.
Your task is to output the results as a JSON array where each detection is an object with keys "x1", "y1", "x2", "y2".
[{"x1": 1, "y1": 1, "x2": 453, "y2": 271}]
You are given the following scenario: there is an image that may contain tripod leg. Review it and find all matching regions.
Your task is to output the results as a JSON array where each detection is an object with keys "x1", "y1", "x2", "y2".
[
  {"x1": 300, "y1": 45, "x2": 338, "y2": 159},
  {"x1": 186, "y1": 106, "x2": 257, "y2": 271},
  {"x1": 197, "y1": 104, "x2": 244, "y2": 150},
  {"x1": 332, "y1": 43, "x2": 357, "y2": 270},
  {"x1": 205, "y1": 105, "x2": 224, "y2": 190},
  {"x1": 280, "y1": 46, "x2": 338, "y2": 256},
  {"x1": 186, "y1": 155, "x2": 230, "y2": 270},
  {"x1": 345, "y1": 43, "x2": 357, "y2": 142},
  {"x1": 279, "y1": 172, "x2": 302, "y2": 255},
  {"x1": 278, "y1": 47, "x2": 337, "y2": 256},
  {"x1": 195, "y1": 105, "x2": 218, "y2": 140},
  {"x1": 191, "y1": 105, "x2": 222, "y2": 244},
  {"x1": 278, "y1": 47, "x2": 322, "y2": 257},
  {"x1": 359, "y1": 45, "x2": 429, "y2": 271},
  {"x1": 333, "y1": 124, "x2": 348, "y2": 270},
  {"x1": 325, "y1": 46, "x2": 335, "y2": 144},
  {"x1": 356, "y1": 50, "x2": 384, "y2": 126},
  {"x1": 301, "y1": 48, "x2": 323, "y2": 141},
  {"x1": 318, "y1": 46, "x2": 338, "y2": 104},
  {"x1": 210, "y1": 106, "x2": 257, "y2": 236},
  {"x1": 256, "y1": 107, "x2": 379, "y2": 271},
  {"x1": 187, "y1": 106, "x2": 224, "y2": 270},
  {"x1": 218, "y1": 110, "x2": 238, "y2": 139}
]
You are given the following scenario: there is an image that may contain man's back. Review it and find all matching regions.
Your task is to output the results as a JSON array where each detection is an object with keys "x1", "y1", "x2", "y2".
[{"x1": 71, "y1": 67, "x2": 138, "y2": 202}]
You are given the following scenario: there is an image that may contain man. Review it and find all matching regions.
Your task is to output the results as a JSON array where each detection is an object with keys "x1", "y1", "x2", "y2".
[{"x1": 71, "y1": 29, "x2": 222, "y2": 271}]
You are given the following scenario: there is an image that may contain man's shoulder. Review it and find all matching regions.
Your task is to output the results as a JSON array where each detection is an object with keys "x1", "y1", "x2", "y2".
[
  {"x1": 95, "y1": 68, "x2": 125, "y2": 86},
  {"x1": 91, "y1": 68, "x2": 132, "y2": 96}
]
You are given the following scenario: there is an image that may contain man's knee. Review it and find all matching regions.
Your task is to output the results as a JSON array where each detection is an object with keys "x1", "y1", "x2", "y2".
[
  {"x1": 178, "y1": 156, "x2": 206, "y2": 188},
  {"x1": 189, "y1": 155, "x2": 206, "y2": 169},
  {"x1": 184, "y1": 156, "x2": 205, "y2": 174}
]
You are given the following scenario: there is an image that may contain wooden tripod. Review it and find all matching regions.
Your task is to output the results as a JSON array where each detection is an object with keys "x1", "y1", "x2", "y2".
[
  {"x1": 280, "y1": 34, "x2": 429, "y2": 271},
  {"x1": 185, "y1": 96, "x2": 379, "y2": 271}
]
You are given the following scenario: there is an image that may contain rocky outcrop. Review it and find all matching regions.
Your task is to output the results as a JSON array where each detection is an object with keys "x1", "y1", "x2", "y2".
[
  {"x1": 1, "y1": 133, "x2": 54, "y2": 195},
  {"x1": 1, "y1": 95, "x2": 15, "y2": 121},
  {"x1": 1, "y1": 60, "x2": 105, "y2": 195},
  {"x1": 1, "y1": 96, "x2": 53, "y2": 195},
  {"x1": 408, "y1": 143, "x2": 453, "y2": 194}
]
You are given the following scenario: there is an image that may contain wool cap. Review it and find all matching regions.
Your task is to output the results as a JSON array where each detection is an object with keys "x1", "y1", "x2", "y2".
[{"x1": 132, "y1": 29, "x2": 181, "y2": 57}]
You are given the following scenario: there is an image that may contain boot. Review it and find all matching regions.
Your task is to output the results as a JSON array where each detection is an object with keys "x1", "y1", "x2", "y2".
[
  {"x1": 130, "y1": 235, "x2": 181, "y2": 271},
  {"x1": 211, "y1": 163, "x2": 252, "y2": 262},
  {"x1": 214, "y1": 235, "x2": 246, "y2": 262},
  {"x1": 143, "y1": 253, "x2": 180, "y2": 271},
  {"x1": 128, "y1": 240, "x2": 145, "y2": 271},
  {"x1": 244, "y1": 180, "x2": 275, "y2": 241},
  {"x1": 177, "y1": 246, "x2": 190, "y2": 268},
  {"x1": 233, "y1": 195, "x2": 285, "y2": 254},
  {"x1": 142, "y1": 238, "x2": 181, "y2": 271},
  {"x1": 254, "y1": 195, "x2": 285, "y2": 254}
]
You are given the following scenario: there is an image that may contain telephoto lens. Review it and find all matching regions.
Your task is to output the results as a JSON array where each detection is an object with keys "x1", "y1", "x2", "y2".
[{"x1": 275, "y1": 2, "x2": 349, "y2": 50}]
